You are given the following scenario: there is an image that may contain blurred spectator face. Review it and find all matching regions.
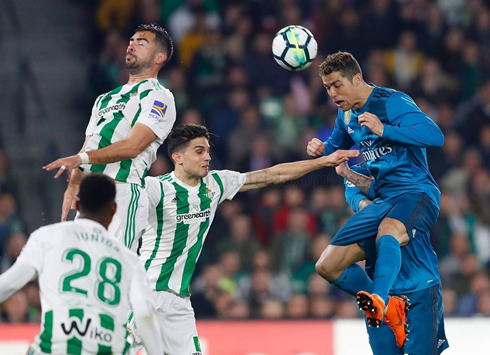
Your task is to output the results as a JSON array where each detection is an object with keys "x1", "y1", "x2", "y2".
[
  {"x1": 252, "y1": 270, "x2": 272, "y2": 294},
  {"x1": 203, "y1": 265, "x2": 221, "y2": 288},
  {"x1": 480, "y1": 125, "x2": 490, "y2": 149},
  {"x1": 336, "y1": 300, "x2": 359, "y2": 318},
  {"x1": 286, "y1": 294, "x2": 309, "y2": 318},
  {"x1": 478, "y1": 81, "x2": 490, "y2": 104},
  {"x1": 462, "y1": 149, "x2": 482, "y2": 172},
  {"x1": 240, "y1": 106, "x2": 260, "y2": 131},
  {"x1": 328, "y1": 186, "x2": 346, "y2": 209},
  {"x1": 477, "y1": 291, "x2": 490, "y2": 316},
  {"x1": 476, "y1": 8, "x2": 490, "y2": 32},
  {"x1": 261, "y1": 188, "x2": 282, "y2": 208},
  {"x1": 182, "y1": 108, "x2": 204, "y2": 126},
  {"x1": 281, "y1": 4, "x2": 301, "y2": 25},
  {"x1": 442, "y1": 131, "x2": 462, "y2": 160},
  {"x1": 260, "y1": 298, "x2": 284, "y2": 319},
  {"x1": 228, "y1": 66, "x2": 248, "y2": 88},
  {"x1": 0, "y1": 193, "x2": 16, "y2": 221},
  {"x1": 253, "y1": 250, "x2": 271, "y2": 271},
  {"x1": 311, "y1": 234, "x2": 331, "y2": 260},
  {"x1": 230, "y1": 214, "x2": 252, "y2": 242},
  {"x1": 463, "y1": 42, "x2": 480, "y2": 64},
  {"x1": 138, "y1": 0, "x2": 160, "y2": 23},
  {"x1": 437, "y1": 103, "x2": 455, "y2": 130},
  {"x1": 310, "y1": 296, "x2": 335, "y2": 318},
  {"x1": 284, "y1": 186, "x2": 305, "y2": 207},
  {"x1": 422, "y1": 59, "x2": 441, "y2": 80},
  {"x1": 7, "y1": 233, "x2": 26, "y2": 260},
  {"x1": 442, "y1": 288, "x2": 457, "y2": 316},
  {"x1": 218, "y1": 200, "x2": 241, "y2": 221},
  {"x1": 204, "y1": 28, "x2": 223, "y2": 49},
  {"x1": 445, "y1": 28, "x2": 464, "y2": 52},
  {"x1": 287, "y1": 208, "x2": 309, "y2": 234},
  {"x1": 366, "y1": 67, "x2": 388, "y2": 87},
  {"x1": 253, "y1": 33, "x2": 273, "y2": 55},
  {"x1": 311, "y1": 187, "x2": 329, "y2": 209},
  {"x1": 148, "y1": 155, "x2": 171, "y2": 176},
  {"x1": 168, "y1": 68, "x2": 186, "y2": 91},
  {"x1": 24, "y1": 283, "x2": 41, "y2": 309},
  {"x1": 219, "y1": 251, "x2": 240, "y2": 277},
  {"x1": 470, "y1": 271, "x2": 490, "y2": 294},
  {"x1": 215, "y1": 291, "x2": 232, "y2": 317},
  {"x1": 308, "y1": 273, "x2": 331, "y2": 296},
  {"x1": 471, "y1": 170, "x2": 490, "y2": 193},
  {"x1": 439, "y1": 192, "x2": 454, "y2": 216},
  {"x1": 398, "y1": 31, "x2": 417, "y2": 52},
  {"x1": 3, "y1": 291, "x2": 28, "y2": 323},
  {"x1": 460, "y1": 254, "x2": 481, "y2": 277},
  {"x1": 251, "y1": 135, "x2": 270, "y2": 157},
  {"x1": 229, "y1": 89, "x2": 249, "y2": 111},
  {"x1": 340, "y1": 8, "x2": 359, "y2": 29},
  {"x1": 449, "y1": 232, "x2": 469, "y2": 258},
  {"x1": 228, "y1": 300, "x2": 249, "y2": 319},
  {"x1": 427, "y1": 3, "x2": 444, "y2": 27}
]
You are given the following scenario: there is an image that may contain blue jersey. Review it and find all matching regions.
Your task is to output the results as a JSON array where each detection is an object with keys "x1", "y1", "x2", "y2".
[
  {"x1": 344, "y1": 163, "x2": 441, "y2": 294},
  {"x1": 324, "y1": 85, "x2": 444, "y2": 206}
]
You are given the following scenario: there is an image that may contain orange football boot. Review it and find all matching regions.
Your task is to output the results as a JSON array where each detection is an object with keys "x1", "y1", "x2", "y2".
[
  {"x1": 384, "y1": 295, "x2": 410, "y2": 348},
  {"x1": 356, "y1": 291, "x2": 385, "y2": 328}
]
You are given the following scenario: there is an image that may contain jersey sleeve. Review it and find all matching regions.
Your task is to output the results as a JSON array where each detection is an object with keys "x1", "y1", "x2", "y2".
[
  {"x1": 85, "y1": 94, "x2": 104, "y2": 136},
  {"x1": 16, "y1": 229, "x2": 45, "y2": 273},
  {"x1": 383, "y1": 92, "x2": 445, "y2": 147},
  {"x1": 323, "y1": 111, "x2": 355, "y2": 155},
  {"x1": 144, "y1": 177, "x2": 162, "y2": 211},
  {"x1": 136, "y1": 90, "x2": 176, "y2": 141},
  {"x1": 212, "y1": 170, "x2": 247, "y2": 203}
]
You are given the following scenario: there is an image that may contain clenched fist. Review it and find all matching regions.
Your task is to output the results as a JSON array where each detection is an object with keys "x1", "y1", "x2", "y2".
[{"x1": 307, "y1": 138, "x2": 326, "y2": 157}]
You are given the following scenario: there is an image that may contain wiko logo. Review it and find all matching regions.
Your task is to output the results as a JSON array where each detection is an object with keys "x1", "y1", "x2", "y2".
[
  {"x1": 62, "y1": 318, "x2": 91, "y2": 337},
  {"x1": 61, "y1": 318, "x2": 113, "y2": 343}
]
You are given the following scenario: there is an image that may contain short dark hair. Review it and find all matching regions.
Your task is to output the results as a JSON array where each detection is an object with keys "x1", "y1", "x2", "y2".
[
  {"x1": 167, "y1": 124, "x2": 210, "y2": 162},
  {"x1": 78, "y1": 174, "x2": 116, "y2": 214},
  {"x1": 135, "y1": 23, "x2": 174, "y2": 66},
  {"x1": 319, "y1": 52, "x2": 362, "y2": 80}
]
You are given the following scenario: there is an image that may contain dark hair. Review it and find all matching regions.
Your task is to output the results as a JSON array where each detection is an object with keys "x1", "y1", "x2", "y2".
[
  {"x1": 319, "y1": 52, "x2": 362, "y2": 80},
  {"x1": 135, "y1": 23, "x2": 174, "y2": 66},
  {"x1": 167, "y1": 124, "x2": 210, "y2": 161},
  {"x1": 78, "y1": 173, "x2": 116, "y2": 214}
]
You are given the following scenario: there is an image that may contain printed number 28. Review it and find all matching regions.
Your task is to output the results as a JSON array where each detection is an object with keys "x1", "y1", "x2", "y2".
[{"x1": 61, "y1": 248, "x2": 122, "y2": 306}]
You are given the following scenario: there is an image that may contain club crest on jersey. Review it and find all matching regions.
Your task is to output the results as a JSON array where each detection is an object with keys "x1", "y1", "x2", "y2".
[
  {"x1": 344, "y1": 110, "x2": 352, "y2": 124},
  {"x1": 149, "y1": 100, "x2": 167, "y2": 122},
  {"x1": 205, "y1": 189, "x2": 215, "y2": 199}
]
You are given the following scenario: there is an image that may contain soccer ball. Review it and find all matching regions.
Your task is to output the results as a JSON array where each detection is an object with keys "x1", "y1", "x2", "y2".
[{"x1": 272, "y1": 25, "x2": 318, "y2": 71}]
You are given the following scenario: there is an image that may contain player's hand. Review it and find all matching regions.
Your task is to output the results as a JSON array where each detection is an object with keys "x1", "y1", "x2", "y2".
[
  {"x1": 335, "y1": 161, "x2": 349, "y2": 177},
  {"x1": 307, "y1": 138, "x2": 326, "y2": 157},
  {"x1": 321, "y1": 150, "x2": 359, "y2": 167},
  {"x1": 61, "y1": 186, "x2": 79, "y2": 221},
  {"x1": 358, "y1": 112, "x2": 384, "y2": 137},
  {"x1": 43, "y1": 155, "x2": 82, "y2": 179}
]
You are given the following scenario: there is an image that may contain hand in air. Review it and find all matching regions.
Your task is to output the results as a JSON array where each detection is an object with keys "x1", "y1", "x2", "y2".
[
  {"x1": 307, "y1": 138, "x2": 326, "y2": 157},
  {"x1": 322, "y1": 150, "x2": 359, "y2": 167},
  {"x1": 43, "y1": 155, "x2": 83, "y2": 180},
  {"x1": 358, "y1": 112, "x2": 384, "y2": 137}
]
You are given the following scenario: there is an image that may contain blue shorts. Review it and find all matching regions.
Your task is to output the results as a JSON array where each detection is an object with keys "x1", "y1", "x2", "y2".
[
  {"x1": 330, "y1": 192, "x2": 439, "y2": 254},
  {"x1": 367, "y1": 284, "x2": 449, "y2": 355}
]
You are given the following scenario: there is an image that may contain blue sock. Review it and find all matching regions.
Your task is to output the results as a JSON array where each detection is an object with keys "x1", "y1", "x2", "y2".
[
  {"x1": 330, "y1": 264, "x2": 373, "y2": 297},
  {"x1": 373, "y1": 235, "x2": 401, "y2": 305}
]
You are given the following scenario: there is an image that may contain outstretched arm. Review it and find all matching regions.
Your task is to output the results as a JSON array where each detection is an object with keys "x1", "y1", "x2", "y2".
[
  {"x1": 239, "y1": 150, "x2": 359, "y2": 192},
  {"x1": 43, "y1": 123, "x2": 157, "y2": 179},
  {"x1": 0, "y1": 262, "x2": 37, "y2": 303}
]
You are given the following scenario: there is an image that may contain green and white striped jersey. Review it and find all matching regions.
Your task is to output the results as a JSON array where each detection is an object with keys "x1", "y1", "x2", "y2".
[
  {"x1": 140, "y1": 171, "x2": 247, "y2": 296},
  {"x1": 18, "y1": 219, "x2": 154, "y2": 354},
  {"x1": 83, "y1": 78, "x2": 176, "y2": 186}
]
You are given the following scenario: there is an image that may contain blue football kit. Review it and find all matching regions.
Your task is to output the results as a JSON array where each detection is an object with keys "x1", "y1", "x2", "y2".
[{"x1": 345, "y1": 163, "x2": 448, "y2": 355}]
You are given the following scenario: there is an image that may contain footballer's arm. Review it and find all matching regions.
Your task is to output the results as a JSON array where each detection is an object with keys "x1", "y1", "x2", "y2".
[{"x1": 239, "y1": 150, "x2": 359, "y2": 192}]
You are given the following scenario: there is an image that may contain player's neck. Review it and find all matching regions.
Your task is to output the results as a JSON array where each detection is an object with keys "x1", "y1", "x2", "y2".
[
  {"x1": 174, "y1": 169, "x2": 200, "y2": 187},
  {"x1": 79, "y1": 213, "x2": 110, "y2": 230},
  {"x1": 354, "y1": 83, "x2": 375, "y2": 110},
  {"x1": 127, "y1": 73, "x2": 157, "y2": 85}
]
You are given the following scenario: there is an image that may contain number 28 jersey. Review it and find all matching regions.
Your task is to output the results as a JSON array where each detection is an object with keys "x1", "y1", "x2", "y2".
[{"x1": 18, "y1": 219, "x2": 148, "y2": 355}]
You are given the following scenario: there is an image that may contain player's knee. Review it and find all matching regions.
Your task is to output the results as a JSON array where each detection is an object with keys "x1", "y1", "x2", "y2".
[{"x1": 315, "y1": 258, "x2": 339, "y2": 281}]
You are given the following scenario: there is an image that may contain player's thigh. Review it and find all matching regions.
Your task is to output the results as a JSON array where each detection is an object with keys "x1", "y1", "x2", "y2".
[
  {"x1": 366, "y1": 320, "x2": 402, "y2": 355},
  {"x1": 404, "y1": 284, "x2": 449, "y2": 355},
  {"x1": 317, "y1": 243, "x2": 367, "y2": 277},
  {"x1": 384, "y1": 192, "x2": 439, "y2": 243},
  {"x1": 154, "y1": 291, "x2": 202, "y2": 355},
  {"x1": 109, "y1": 184, "x2": 147, "y2": 251}
]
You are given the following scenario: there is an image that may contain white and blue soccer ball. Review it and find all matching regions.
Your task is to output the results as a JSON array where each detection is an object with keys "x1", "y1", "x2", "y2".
[{"x1": 272, "y1": 25, "x2": 318, "y2": 71}]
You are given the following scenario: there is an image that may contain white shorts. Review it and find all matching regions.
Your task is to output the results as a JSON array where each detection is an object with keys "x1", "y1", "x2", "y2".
[
  {"x1": 129, "y1": 290, "x2": 202, "y2": 355},
  {"x1": 109, "y1": 183, "x2": 148, "y2": 252}
]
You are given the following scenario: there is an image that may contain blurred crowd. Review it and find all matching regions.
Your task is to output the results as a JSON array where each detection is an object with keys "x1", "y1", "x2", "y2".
[{"x1": 2, "y1": 0, "x2": 490, "y2": 323}]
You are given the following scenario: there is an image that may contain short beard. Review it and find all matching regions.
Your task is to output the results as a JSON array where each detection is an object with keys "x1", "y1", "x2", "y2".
[{"x1": 126, "y1": 57, "x2": 152, "y2": 75}]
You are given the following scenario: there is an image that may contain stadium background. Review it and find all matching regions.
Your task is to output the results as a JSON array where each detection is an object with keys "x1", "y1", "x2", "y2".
[{"x1": 0, "y1": 0, "x2": 489, "y2": 353}]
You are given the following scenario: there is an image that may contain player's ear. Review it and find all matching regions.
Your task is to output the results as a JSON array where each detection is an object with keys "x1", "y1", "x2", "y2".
[
  {"x1": 353, "y1": 73, "x2": 362, "y2": 87},
  {"x1": 172, "y1": 152, "x2": 183, "y2": 165},
  {"x1": 155, "y1": 52, "x2": 167, "y2": 66},
  {"x1": 111, "y1": 202, "x2": 117, "y2": 217},
  {"x1": 75, "y1": 200, "x2": 80, "y2": 212}
]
